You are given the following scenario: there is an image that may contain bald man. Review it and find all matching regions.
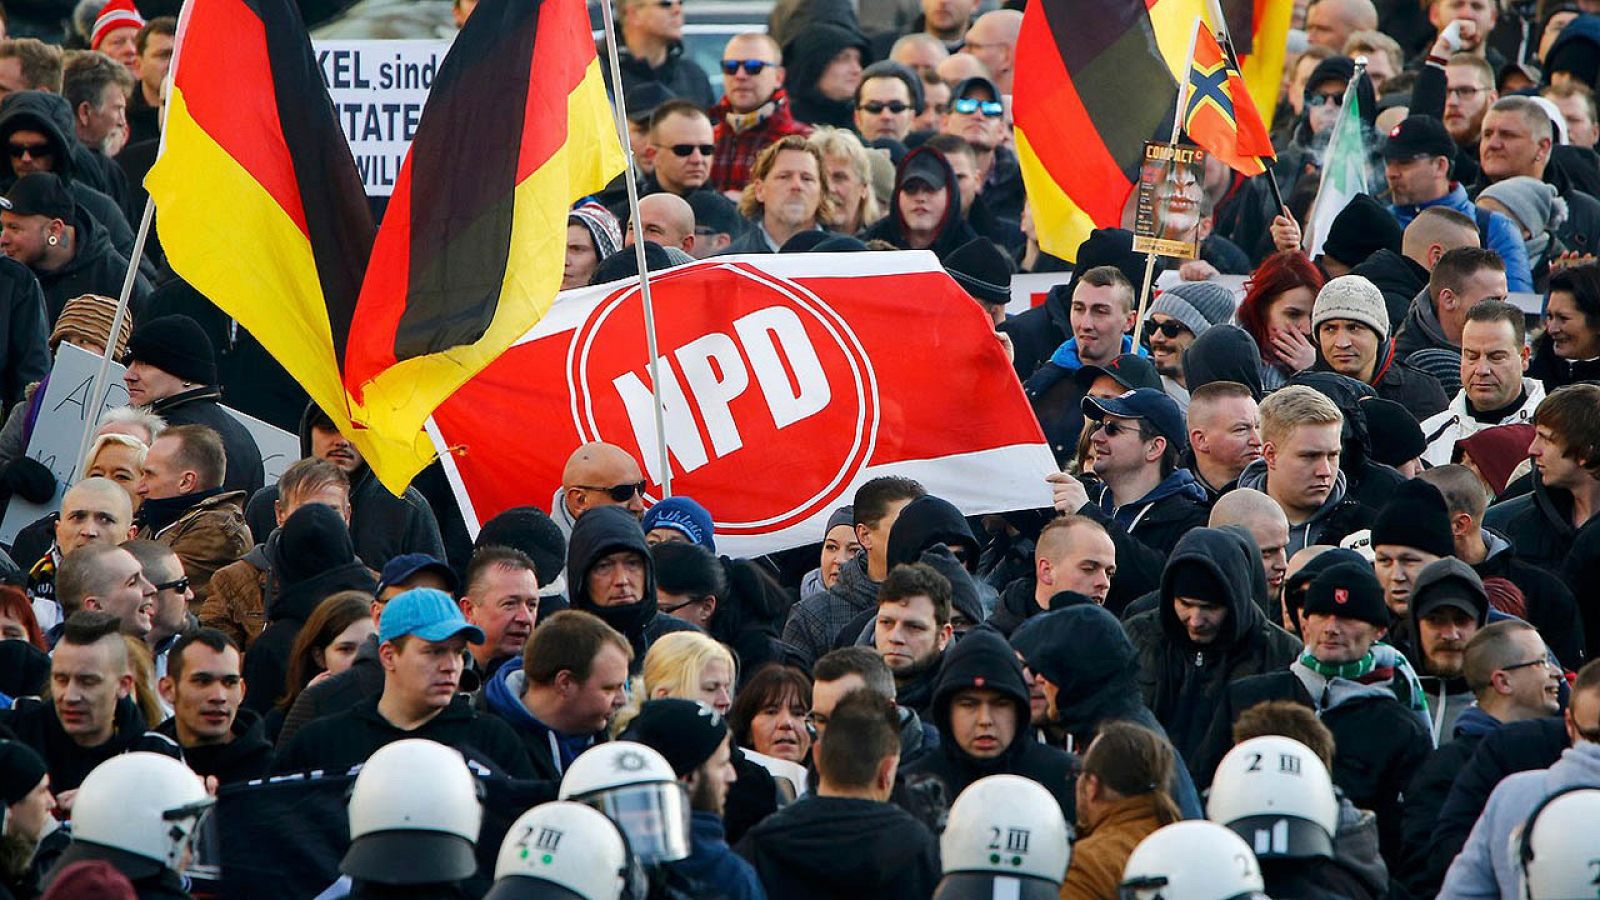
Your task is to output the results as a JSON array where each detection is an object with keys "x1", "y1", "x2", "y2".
[
  {"x1": 935, "y1": 52, "x2": 989, "y2": 89},
  {"x1": 1305, "y1": 0, "x2": 1378, "y2": 50},
  {"x1": 962, "y1": 10, "x2": 1022, "y2": 94},
  {"x1": 626, "y1": 193, "x2": 696, "y2": 255},
  {"x1": 1209, "y1": 488, "x2": 1291, "y2": 604},
  {"x1": 890, "y1": 32, "x2": 949, "y2": 79},
  {"x1": 30, "y1": 477, "x2": 139, "y2": 634},
  {"x1": 553, "y1": 442, "x2": 647, "y2": 536}
]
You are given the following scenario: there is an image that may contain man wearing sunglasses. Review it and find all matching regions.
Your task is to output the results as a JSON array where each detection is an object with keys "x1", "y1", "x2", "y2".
[
  {"x1": 554, "y1": 442, "x2": 648, "y2": 538},
  {"x1": 940, "y1": 76, "x2": 1024, "y2": 224},
  {"x1": 611, "y1": 0, "x2": 714, "y2": 110},
  {"x1": 642, "y1": 100, "x2": 717, "y2": 200},
  {"x1": 854, "y1": 61, "x2": 922, "y2": 143},
  {"x1": 126, "y1": 539, "x2": 196, "y2": 678},
  {"x1": 1145, "y1": 281, "x2": 1236, "y2": 400},
  {"x1": 709, "y1": 33, "x2": 811, "y2": 194}
]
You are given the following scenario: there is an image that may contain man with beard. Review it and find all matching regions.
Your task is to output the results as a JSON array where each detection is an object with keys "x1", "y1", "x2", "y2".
[
  {"x1": 1145, "y1": 282, "x2": 1235, "y2": 409},
  {"x1": 873, "y1": 563, "x2": 953, "y2": 721},
  {"x1": 725, "y1": 136, "x2": 831, "y2": 254},
  {"x1": 623, "y1": 699, "x2": 762, "y2": 900},
  {"x1": 898, "y1": 627, "x2": 1077, "y2": 823},
  {"x1": 1405, "y1": 558, "x2": 1488, "y2": 745}
]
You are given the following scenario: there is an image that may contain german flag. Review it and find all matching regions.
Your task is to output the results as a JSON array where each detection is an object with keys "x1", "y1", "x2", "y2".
[
  {"x1": 1012, "y1": 0, "x2": 1205, "y2": 261},
  {"x1": 147, "y1": 0, "x2": 624, "y2": 493},
  {"x1": 1184, "y1": 21, "x2": 1274, "y2": 176}
]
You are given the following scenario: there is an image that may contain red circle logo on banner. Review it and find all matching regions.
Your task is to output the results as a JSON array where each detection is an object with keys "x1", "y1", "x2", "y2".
[{"x1": 568, "y1": 262, "x2": 879, "y2": 535}]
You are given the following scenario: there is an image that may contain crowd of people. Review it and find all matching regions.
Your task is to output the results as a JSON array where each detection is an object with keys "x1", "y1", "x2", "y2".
[{"x1": 0, "y1": 0, "x2": 1598, "y2": 896}]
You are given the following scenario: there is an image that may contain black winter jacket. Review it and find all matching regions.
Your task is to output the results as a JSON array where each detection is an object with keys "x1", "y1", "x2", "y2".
[
  {"x1": 1077, "y1": 474, "x2": 1210, "y2": 617},
  {"x1": 0, "y1": 256, "x2": 48, "y2": 410},
  {"x1": 1398, "y1": 706, "x2": 1498, "y2": 897},
  {"x1": 276, "y1": 634, "x2": 384, "y2": 749},
  {"x1": 0, "y1": 695, "x2": 179, "y2": 793},
  {"x1": 735, "y1": 795, "x2": 939, "y2": 900},
  {"x1": 272, "y1": 695, "x2": 534, "y2": 777},
  {"x1": 1476, "y1": 528, "x2": 1586, "y2": 668},
  {"x1": 1123, "y1": 527, "x2": 1303, "y2": 767},
  {"x1": 898, "y1": 627, "x2": 1077, "y2": 823},
  {"x1": 859, "y1": 146, "x2": 980, "y2": 260},
  {"x1": 1484, "y1": 473, "x2": 1581, "y2": 577},
  {"x1": 155, "y1": 708, "x2": 274, "y2": 784},
  {"x1": 1350, "y1": 249, "x2": 1428, "y2": 337},
  {"x1": 602, "y1": 38, "x2": 715, "y2": 109},
  {"x1": 149, "y1": 386, "x2": 265, "y2": 496}
]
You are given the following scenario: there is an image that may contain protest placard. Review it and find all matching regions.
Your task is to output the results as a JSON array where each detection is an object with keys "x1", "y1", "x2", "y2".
[
  {"x1": 315, "y1": 39, "x2": 449, "y2": 196},
  {"x1": 1133, "y1": 141, "x2": 1206, "y2": 260}
]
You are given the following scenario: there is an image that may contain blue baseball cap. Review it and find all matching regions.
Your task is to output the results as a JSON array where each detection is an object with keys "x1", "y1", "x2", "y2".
[
  {"x1": 378, "y1": 588, "x2": 484, "y2": 645},
  {"x1": 376, "y1": 553, "x2": 458, "y2": 596},
  {"x1": 1081, "y1": 387, "x2": 1188, "y2": 452},
  {"x1": 641, "y1": 496, "x2": 715, "y2": 552}
]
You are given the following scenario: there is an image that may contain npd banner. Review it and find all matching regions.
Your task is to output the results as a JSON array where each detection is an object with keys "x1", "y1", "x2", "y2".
[{"x1": 427, "y1": 251, "x2": 1056, "y2": 557}]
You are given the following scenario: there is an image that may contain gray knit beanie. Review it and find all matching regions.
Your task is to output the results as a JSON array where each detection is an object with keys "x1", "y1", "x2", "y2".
[
  {"x1": 1312, "y1": 274, "x2": 1389, "y2": 338},
  {"x1": 1478, "y1": 176, "x2": 1568, "y2": 237},
  {"x1": 1150, "y1": 282, "x2": 1236, "y2": 337}
]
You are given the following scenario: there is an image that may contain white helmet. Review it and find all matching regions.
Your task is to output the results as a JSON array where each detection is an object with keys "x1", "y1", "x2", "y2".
[
  {"x1": 342, "y1": 739, "x2": 484, "y2": 885},
  {"x1": 559, "y1": 741, "x2": 691, "y2": 865},
  {"x1": 1208, "y1": 735, "x2": 1339, "y2": 860},
  {"x1": 1519, "y1": 787, "x2": 1600, "y2": 899},
  {"x1": 70, "y1": 752, "x2": 213, "y2": 873},
  {"x1": 1120, "y1": 821, "x2": 1269, "y2": 900},
  {"x1": 484, "y1": 802, "x2": 629, "y2": 900},
  {"x1": 933, "y1": 775, "x2": 1071, "y2": 900}
]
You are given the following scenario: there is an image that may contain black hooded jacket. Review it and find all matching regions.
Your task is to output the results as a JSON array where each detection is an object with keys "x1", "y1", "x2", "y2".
[
  {"x1": 567, "y1": 505, "x2": 699, "y2": 670},
  {"x1": 243, "y1": 402, "x2": 446, "y2": 566},
  {"x1": 0, "y1": 92, "x2": 137, "y2": 258},
  {"x1": 242, "y1": 505, "x2": 377, "y2": 716},
  {"x1": 0, "y1": 695, "x2": 181, "y2": 793},
  {"x1": 859, "y1": 146, "x2": 979, "y2": 260},
  {"x1": 782, "y1": 23, "x2": 871, "y2": 129},
  {"x1": 898, "y1": 627, "x2": 1077, "y2": 823},
  {"x1": 0, "y1": 255, "x2": 48, "y2": 410},
  {"x1": 155, "y1": 708, "x2": 274, "y2": 784},
  {"x1": 1012, "y1": 603, "x2": 1165, "y2": 751},
  {"x1": 1350, "y1": 250, "x2": 1429, "y2": 338},
  {"x1": 1123, "y1": 527, "x2": 1303, "y2": 768},
  {"x1": 1484, "y1": 472, "x2": 1581, "y2": 577},
  {"x1": 884, "y1": 495, "x2": 985, "y2": 623},
  {"x1": 1181, "y1": 324, "x2": 1265, "y2": 399},
  {"x1": 24, "y1": 201, "x2": 150, "y2": 326},
  {"x1": 734, "y1": 794, "x2": 940, "y2": 900},
  {"x1": 603, "y1": 37, "x2": 715, "y2": 110}
]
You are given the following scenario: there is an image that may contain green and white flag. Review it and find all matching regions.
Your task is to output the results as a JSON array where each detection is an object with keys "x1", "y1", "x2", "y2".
[{"x1": 1305, "y1": 64, "x2": 1368, "y2": 259}]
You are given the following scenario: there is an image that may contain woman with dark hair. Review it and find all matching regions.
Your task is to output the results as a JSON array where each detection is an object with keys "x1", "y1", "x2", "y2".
[
  {"x1": 0, "y1": 586, "x2": 45, "y2": 650},
  {"x1": 270, "y1": 591, "x2": 375, "y2": 739},
  {"x1": 1236, "y1": 250, "x2": 1325, "y2": 390},
  {"x1": 1530, "y1": 263, "x2": 1600, "y2": 389},
  {"x1": 728, "y1": 664, "x2": 812, "y2": 765}
]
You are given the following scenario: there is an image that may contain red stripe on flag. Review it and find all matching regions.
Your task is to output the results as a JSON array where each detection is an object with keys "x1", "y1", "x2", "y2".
[
  {"x1": 517, "y1": 0, "x2": 594, "y2": 179},
  {"x1": 172, "y1": 0, "x2": 308, "y2": 237}
]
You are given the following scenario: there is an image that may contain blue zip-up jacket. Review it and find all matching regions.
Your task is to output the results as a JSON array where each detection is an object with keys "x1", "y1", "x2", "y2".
[
  {"x1": 1390, "y1": 184, "x2": 1532, "y2": 291},
  {"x1": 672, "y1": 810, "x2": 768, "y2": 900}
]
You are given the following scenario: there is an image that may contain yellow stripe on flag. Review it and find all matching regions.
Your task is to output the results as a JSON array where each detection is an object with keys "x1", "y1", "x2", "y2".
[
  {"x1": 1240, "y1": 0, "x2": 1292, "y2": 130},
  {"x1": 1016, "y1": 128, "x2": 1101, "y2": 263}
]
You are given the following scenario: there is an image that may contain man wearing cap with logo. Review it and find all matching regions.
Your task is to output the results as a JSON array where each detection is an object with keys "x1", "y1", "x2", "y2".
[
  {"x1": 273, "y1": 587, "x2": 533, "y2": 776},
  {"x1": 1197, "y1": 561, "x2": 1433, "y2": 861},
  {"x1": 0, "y1": 171, "x2": 147, "y2": 324},
  {"x1": 1049, "y1": 388, "x2": 1209, "y2": 614},
  {"x1": 623, "y1": 698, "x2": 763, "y2": 900},
  {"x1": 1382, "y1": 114, "x2": 1532, "y2": 291},
  {"x1": 274, "y1": 553, "x2": 458, "y2": 749},
  {"x1": 1145, "y1": 282, "x2": 1236, "y2": 409}
]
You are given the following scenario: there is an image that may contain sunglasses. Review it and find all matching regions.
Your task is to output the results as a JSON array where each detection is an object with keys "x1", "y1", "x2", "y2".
[
  {"x1": 8, "y1": 142, "x2": 50, "y2": 159},
  {"x1": 1091, "y1": 419, "x2": 1142, "y2": 438},
  {"x1": 578, "y1": 481, "x2": 646, "y2": 502},
  {"x1": 859, "y1": 100, "x2": 911, "y2": 115},
  {"x1": 650, "y1": 0, "x2": 682, "y2": 7},
  {"x1": 659, "y1": 594, "x2": 710, "y2": 614},
  {"x1": 153, "y1": 575, "x2": 191, "y2": 594},
  {"x1": 662, "y1": 143, "x2": 714, "y2": 158},
  {"x1": 721, "y1": 59, "x2": 772, "y2": 76},
  {"x1": 1306, "y1": 92, "x2": 1344, "y2": 108},
  {"x1": 1143, "y1": 319, "x2": 1190, "y2": 339},
  {"x1": 952, "y1": 97, "x2": 1004, "y2": 117}
]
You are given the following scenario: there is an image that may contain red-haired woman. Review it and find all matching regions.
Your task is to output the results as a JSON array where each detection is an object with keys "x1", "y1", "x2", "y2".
[{"x1": 1237, "y1": 250, "x2": 1324, "y2": 389}]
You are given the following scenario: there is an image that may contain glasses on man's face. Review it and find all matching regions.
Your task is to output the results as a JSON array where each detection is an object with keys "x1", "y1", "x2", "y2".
[
  {"x1": 660, "y1": 143, "x2": 714, "y2": 158},
  {"x1": 1143, "y1": 319, "x2": 1190, "y2": 339},
  {"x1": 577, "y1": 481, "x2": 646, "y2": 502},
  {"x1": 7, "y1": 142, "x2": 50, "y2": 160},
  {"x1": 1502, "y1": 657, "x2": 1556, "y2": 673},
  {"x1": 153, "y1": 576, "x2": 191, "y2": 594},
  {"x1": 1091, "y1": 419, "x2": 1141, "y2": 439},
  {"x1": 721, "y1": 59, "x2": 771, "y2": 76},
  {"x1": 1305, "y1": 92, "x2": 1343, "y2": 108},
  {"x1": 858, "y1": 100, "x2": 911, "y2": 115},
  {"x1": 1446, "y1": 85, "x2": 1484, "y2": 100},
  {"x1": 650, "y1": 0, "x2": 682, "y2": 8},
  {"x1": 951, "y1": 97, "x2": 1004, "y2": 117}
]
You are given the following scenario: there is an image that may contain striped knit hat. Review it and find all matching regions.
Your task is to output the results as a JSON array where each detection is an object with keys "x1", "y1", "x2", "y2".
[
  {"x1": 90, "y1": 0, "x2": 145, "y2": 50},
  {"x1": 50, "y1": 293, "x2": 133, "y2": 357},
  {"x1": 568, "y1": 201, "x2": 622, "y2": 261}
]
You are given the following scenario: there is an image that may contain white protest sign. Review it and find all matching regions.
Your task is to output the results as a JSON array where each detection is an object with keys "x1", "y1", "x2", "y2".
[
  {"x1": 315, "y1": 39, "x2": 450, "y2": 196},
  {"x1": 0, "y1": 344, "x2": 301, "y2": 547},
  {"x1": 1, "y1": 343, "x2": 129, "y2": 544}
]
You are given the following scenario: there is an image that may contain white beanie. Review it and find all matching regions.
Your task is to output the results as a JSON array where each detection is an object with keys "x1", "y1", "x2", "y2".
[{"x1": 1312, "y1": 274, "x2": 1389, "y2": 338}]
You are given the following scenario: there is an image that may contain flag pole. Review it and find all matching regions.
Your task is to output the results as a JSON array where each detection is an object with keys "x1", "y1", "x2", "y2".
[
  {"x1": 1132, "y1": 17, "x2": 1201, "y2": 341},
  {"x1": 596, "y1": 2, "x2": 673, "y2": 498},
  {"x1": 1205, "y1": 0, "x2": 1286, "y2": 213},
  {"x1": 73, "y1": 197, "x2": 153, "y2": 478}
]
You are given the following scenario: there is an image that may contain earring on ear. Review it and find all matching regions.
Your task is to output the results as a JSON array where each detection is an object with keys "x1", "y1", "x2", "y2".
[{"x1": 46, "y1": 235, "x2": 57, "y2": 246}]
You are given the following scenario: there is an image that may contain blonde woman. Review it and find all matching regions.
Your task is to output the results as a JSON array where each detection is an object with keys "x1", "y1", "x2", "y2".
[
  {"x1": 809, "y1": 127, "x2": 883, "y2": 235},
  {"x1": 81, "y1": 432, "x2": 148, "y2": 512},
  {"x1": 642, "y1": 630, "x2": 736, "y2": 715}
]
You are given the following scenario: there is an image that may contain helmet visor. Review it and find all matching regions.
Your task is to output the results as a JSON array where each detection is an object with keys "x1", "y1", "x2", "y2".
[{"x1": 587, "y1": 783, "x2": 691, "y2": 865}]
